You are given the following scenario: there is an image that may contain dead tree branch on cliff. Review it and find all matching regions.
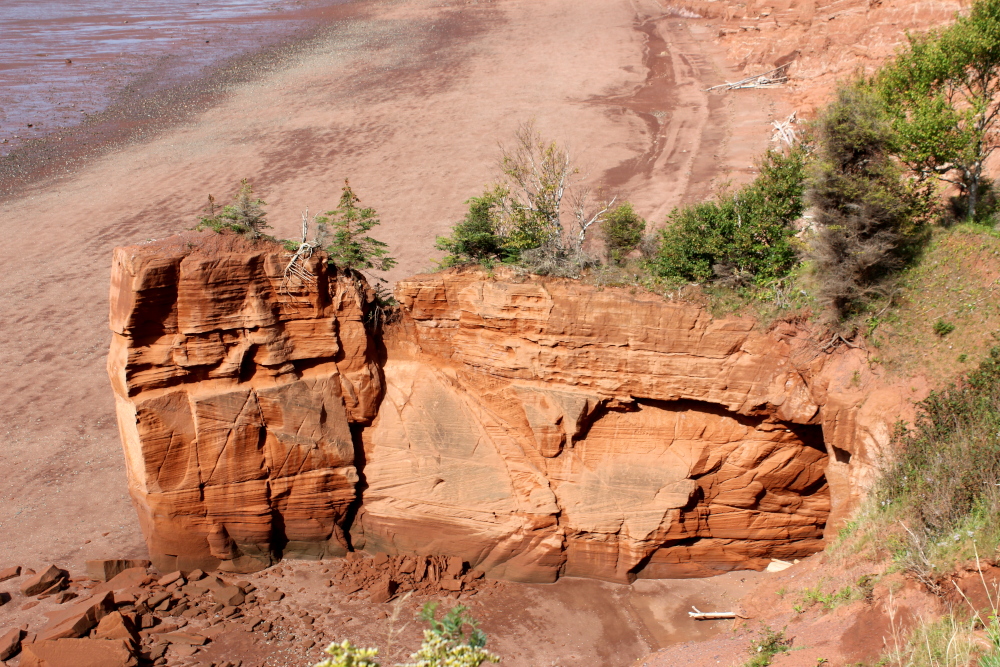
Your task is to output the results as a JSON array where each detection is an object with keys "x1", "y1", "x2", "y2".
[
  {"x1": 771, "y1": 112, "x2": 798, "y2": 147},
  {"x1": 281, "y1": 210, "x2": 320, "y2": 302},
  {"x1": 705, "y1": 64, "x2": 790, "y2": 92}
]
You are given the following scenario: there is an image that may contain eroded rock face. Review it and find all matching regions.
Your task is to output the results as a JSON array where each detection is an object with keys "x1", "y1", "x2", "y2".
[
  {"x1": 357, "y1": 273, "x2": 846, "y2": 582},
  {"x1": 108, "y1": 234, "x2": 380, "y2": 573},
  {"x1": 109, "y1": 243, "x2": 918, "y2": 581},
  {"x1": 683, "y1": 0, "x2": 964, "y2": 114}
]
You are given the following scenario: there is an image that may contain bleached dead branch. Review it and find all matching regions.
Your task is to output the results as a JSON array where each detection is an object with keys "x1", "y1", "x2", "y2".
[{"x1": 705, "y1": 64, "x2": 790, "y2": 92}]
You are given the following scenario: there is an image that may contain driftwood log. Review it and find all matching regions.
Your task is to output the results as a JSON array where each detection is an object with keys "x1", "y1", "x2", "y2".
[{"x1": 688, "y1": 606, "x2": 748, "y2": 620}]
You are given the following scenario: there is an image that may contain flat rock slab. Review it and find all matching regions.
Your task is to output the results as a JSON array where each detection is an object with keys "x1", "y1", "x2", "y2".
[
  {"x1": 0, "y1": 566, "x2": 21, "y2": 582},
  {"x1": 19, "y1": 638, "x2": 137, "y2": 667},
  {"x1": 85, "y1": 559, "x2": 150, "y2": 582},
  {"x1": 36, "y1": 592, "x2": 115, "y2": 641}
]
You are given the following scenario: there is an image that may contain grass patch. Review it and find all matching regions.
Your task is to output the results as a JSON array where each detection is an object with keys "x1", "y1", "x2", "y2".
[
  {"x1": 867, "y1": 225, "x2": 1000, "y2": 383},
  {"x1": 745, "y1": 628, "x2": 792, "y2": 667}
]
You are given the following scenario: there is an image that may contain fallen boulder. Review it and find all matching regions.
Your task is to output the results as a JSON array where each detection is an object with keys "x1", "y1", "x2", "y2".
[
  {"x1": 95, "y1": 611, "x2": 139, "y2": 645},
  {"x1": 92, "y1": 568, "x2": 149, "y2": 596}
]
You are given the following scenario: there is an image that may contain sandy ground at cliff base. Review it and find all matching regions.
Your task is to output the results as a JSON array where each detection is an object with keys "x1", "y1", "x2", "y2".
[{"x1": 0, "y1": 0, "x2": 785, "y2": 659}]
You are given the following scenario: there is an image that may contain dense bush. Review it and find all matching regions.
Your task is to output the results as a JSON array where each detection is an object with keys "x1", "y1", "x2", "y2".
[
  {"x1": 436, "y1": 123, "x2": 615, "y2": 275},
  {"x1": 808, "y1": 83, "x2": 933, "y2": 319},
  {"x1": 197, "y1": 179, "x2": 272, "y2": 239},
  {"x1": 314, "y1": 604, "x2": 499, "y2": 667},
  {"x1": 647, "y1": 147, "x2": 807, "y2": 286},
  {"x1": 601, "y1": 202, "x2": 646, "y2": 265},
  {"x1": 876, "y1": 343, "x2": 1000, "y2": 550},
  {"x1": 435, "y1": 187, "x2": 514, "y2": 266}
]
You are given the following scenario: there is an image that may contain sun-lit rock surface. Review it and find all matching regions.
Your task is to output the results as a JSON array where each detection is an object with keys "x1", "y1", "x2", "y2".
[
  {"x1": 110, "y1": 241, "x2": 917, "y2": 580},
  {"x1": 108, "y1": 233, "x2": 380, "y2": 573}
]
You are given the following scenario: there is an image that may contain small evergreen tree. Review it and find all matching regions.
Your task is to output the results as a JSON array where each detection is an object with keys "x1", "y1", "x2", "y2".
[
  {"x1": 197, "y1": 179, "x2": 271, "y2": 239},
  {"x1": 601, "y1": 202, "x2": 646, "y2": 265},
  {"x1": 317, "y1": 180, "x2": 397, "y2": 272}
]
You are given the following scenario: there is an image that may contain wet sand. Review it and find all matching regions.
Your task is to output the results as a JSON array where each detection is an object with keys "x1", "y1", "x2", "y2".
[{"x1": 0, "y1": 0, "x2": 786, "y2": 662}]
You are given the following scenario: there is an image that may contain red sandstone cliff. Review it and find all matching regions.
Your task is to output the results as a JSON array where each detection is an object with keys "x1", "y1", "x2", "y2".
[
  {"x1": 108, "y1": 234, "x2": 381, "y2": 574},
  {"x1": 108, "y1": 238, "x2": 921, "y2": 582}
]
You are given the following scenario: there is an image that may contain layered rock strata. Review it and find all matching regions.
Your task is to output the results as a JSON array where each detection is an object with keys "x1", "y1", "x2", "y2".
[
  {"x1": 108, "y1": 234, "x2": 380, "y2": 573},
  {"x1": 110, "y1": 238, "x2": 917, "y2": 581}
]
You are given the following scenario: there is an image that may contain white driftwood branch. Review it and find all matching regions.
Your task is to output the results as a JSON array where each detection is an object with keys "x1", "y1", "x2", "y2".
[
  {"x1": 688, "y1": 606, "x2": 747, "y2": 620},
  {"x1": 705, "y1": 64, "x2": 790, "y2": 92}
]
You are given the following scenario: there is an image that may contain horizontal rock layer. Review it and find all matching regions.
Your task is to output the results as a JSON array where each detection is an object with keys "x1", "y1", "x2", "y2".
[{"x1": 110, "y1": 240, "x2": 917, "y2": 580}]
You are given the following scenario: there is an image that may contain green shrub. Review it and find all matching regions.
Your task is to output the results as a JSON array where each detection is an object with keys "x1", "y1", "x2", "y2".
[
  {"x1": 313, "y1": 604, "x2": 499, "y2": 667},
  {"x1": 197, "y1": 179, "x2": 272, "y2": 239},
  {"x1": 744, "y1": 628, "x2": 791, "y2": 667},
  {"x1": 875, "y1": 0, "x2": 1000, "y2": 223},
  {"x1": 933, "y1": 319, "x2": 956, "y2": 336},
  {"x1": 601, "y1": 202, "x2": 646, "y2": 265},
  {"x1": 435, "y1": 122, "x2": 610, "y2": 274},
  {"x1": 317, "y1": 180, "x2": 396, "y2": 273},
  {"x1": 435, "y1": 187, "x2": 514, "y2": 267},
  {"x1": 876, "y1": 344, "x2": 1000, "y2": 550},
  {"x1": 648, "y1": 147, "x2": 807, "y2": 286}
]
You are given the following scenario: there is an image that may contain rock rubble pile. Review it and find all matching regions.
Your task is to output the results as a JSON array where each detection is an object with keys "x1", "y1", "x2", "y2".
[
  {"x1": 332, "y1": 553, "x2": 494, "y2": 603},
  {"x1": 0, "y1": 558, "x2": 281, "y2": 666}
]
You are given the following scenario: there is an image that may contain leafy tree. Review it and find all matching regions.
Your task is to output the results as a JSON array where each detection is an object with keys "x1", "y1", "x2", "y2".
[
  {"x1": 436, "y1": 122, "x2": 614, "y2": 272},
  {"x1": 197, "y1": 179, "x2": 271, "y2": 239},
  {"x1": 808, "y1": 82, "x2": 933, "y2": 319},
  {"x1": 317, "y1": 180, "x2": 397, "y2": 273},
  {"x1": 876, "y1": 0, "x2": 1000, "y2": 222},
  {"x1": 648, "y1": 147, "x2": 807, "y2": 285},
  {"x1": 601, "y1": 202, "x2": 646, "y2": 265}
]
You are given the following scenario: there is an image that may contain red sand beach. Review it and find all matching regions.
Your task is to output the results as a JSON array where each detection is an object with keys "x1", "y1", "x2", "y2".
[{"x1": 0, "y1": 0, "x2": 786, "y2": 663}]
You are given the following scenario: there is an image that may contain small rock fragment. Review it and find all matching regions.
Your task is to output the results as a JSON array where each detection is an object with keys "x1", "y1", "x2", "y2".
[
  {"x1": 369, "y1": 578, "x2": 399, "y2": 604},
  {"x1": 158, "y1": 571, "x2": 183, "y2": 587},
  {"x1": 161, "y1": 631, "x2": 208, "y2": 646},
  {"x1": 0, "y1": 627, "x2": 23, "y2": 661},
  {"x1": 213, "y1": 586, "x2": 245, "y2": 607},
  {"x1": 21, "y1": 565, "x2": 68, "y2": 597},
  {"x1": 0, "y1": 566, "x2": 21, "y2": 582}
]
